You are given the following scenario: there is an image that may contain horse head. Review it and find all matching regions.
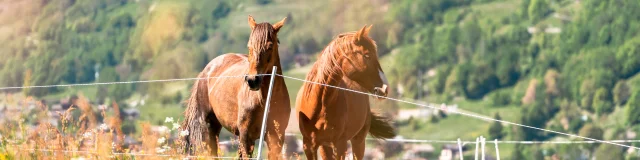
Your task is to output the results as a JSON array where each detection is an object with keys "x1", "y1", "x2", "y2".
[
  {"x1": 245, "y1": 15, "x2": 286, "y2": 91},
  {"x1": 338, "y1": 25, "x2": 389, "y2": 99}
]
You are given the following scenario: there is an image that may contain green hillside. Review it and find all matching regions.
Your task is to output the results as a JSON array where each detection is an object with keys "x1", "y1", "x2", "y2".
[{"x1": 1, "y1": 0, "x2": 639, "y2": 159}]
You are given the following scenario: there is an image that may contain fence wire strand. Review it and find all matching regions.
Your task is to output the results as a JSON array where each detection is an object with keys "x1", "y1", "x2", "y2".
[
  {"x1": 3, "y1": 73, "x2": 640, "y2": 158},
  {"x1": 0, "y1": 74, "x2": 271, "y2": 90},
  {"x1": 276, "y1": 74, "x2": 640, "y2": 150}
]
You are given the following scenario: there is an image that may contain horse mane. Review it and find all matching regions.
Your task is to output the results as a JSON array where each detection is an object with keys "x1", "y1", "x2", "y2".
[{"x1": 305, "y1": 31, "x2": 377, "y2": 87}]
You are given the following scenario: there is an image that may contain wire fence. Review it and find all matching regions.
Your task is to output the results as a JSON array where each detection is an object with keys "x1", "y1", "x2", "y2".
[
  {"x1": 0, "y1": 74, "x2": 271, "y2": 90},
  {"x1": 1, "y1": 72, "x2": 639, "y2": 159}
]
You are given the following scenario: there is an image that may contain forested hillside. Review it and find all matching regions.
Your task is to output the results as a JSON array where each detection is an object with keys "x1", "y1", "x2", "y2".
[{"x1": 0, "y1": 0, "x2": 639, "y2": 159}]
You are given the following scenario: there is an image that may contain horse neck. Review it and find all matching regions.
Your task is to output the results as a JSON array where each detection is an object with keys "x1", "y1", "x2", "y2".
[
  {"x1": 269, "y1": 49, "x2": 284, "y2": 74},
  {"x1": 306, "y1": 52, "x2": 344, "y2": 94},
  {"x1": 259, "y1": 50, "x2": 284, "y2": 90}
]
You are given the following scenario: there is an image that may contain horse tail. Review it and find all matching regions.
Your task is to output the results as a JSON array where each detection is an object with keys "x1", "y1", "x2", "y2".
[
  {"x1": 180, "y1": 71, "x2": 212, "y2": 154},
  {"x1": 368, "y1": 111, "x2": 396, "y2": 139}
]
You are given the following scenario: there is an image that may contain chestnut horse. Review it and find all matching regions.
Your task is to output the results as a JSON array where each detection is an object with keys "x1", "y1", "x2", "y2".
[
  {"x1": 180, "y1": 16, "x2": 291, "y2": 159},
  {"x1": 296, "y1": 25, "x2": 396, "y2": 160}
]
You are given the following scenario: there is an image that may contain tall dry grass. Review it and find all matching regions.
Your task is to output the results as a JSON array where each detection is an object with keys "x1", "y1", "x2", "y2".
[{"x1": 0, "y1": 94, "x2": 218, "y2": 159}]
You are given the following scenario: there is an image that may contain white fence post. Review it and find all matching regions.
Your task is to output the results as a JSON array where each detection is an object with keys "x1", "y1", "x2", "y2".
[
  {"x1": 458, "y1": 138, "x2": 464, "y2": 160},
  {"x1": 475, "y1": 137, "x2": 479, "y2": 160},
  {"x1": 481, "y1": 136, "x2": 485, "y2": 160},
  {"x1": 494, "y1": 139, "x2": 500, "y2": 160},
  {"x1": 256, "y1": 66, "x2": 277, "y2": 160}
]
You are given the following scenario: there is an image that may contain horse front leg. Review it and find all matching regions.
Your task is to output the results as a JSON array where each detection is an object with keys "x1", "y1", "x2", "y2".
[
  {"x1": 237, "y1": 108, "x2": 257, "y2": 159},
  {"x1": 265, "y1": 105, "x2": 290, "y2": 160},
  {"x1": 265, "y1": 120, "x2": 287, "y2": 159}
]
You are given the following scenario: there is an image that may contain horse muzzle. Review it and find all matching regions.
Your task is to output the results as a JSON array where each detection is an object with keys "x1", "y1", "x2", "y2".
[
  {"x1": 245, "y1": 76, "x2": 262, "y2": 91},
  {"x1": 373, "y1": 84, "x2": 388, "y2": 100}
]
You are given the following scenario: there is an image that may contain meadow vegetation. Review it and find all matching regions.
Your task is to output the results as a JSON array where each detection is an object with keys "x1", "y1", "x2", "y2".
[{"x1": 1, "y1": 0, "x2": 640, "y2": 159}]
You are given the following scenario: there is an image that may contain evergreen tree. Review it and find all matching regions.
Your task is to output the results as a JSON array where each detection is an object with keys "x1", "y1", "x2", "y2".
[{"x1": 488, "y1": 113, "x2": 506, "y2": 140}]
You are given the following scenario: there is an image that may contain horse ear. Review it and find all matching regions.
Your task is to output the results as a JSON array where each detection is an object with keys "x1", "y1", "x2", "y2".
[
  {"x1": 248, "y1": 15, "x2": 257, "y2": 30},
  {"x1": 355, "y1": 25, "x2": 369, "y2": 42},
  {"x1": 272, "y1": 17, "x2": 286, "y2": 33}
]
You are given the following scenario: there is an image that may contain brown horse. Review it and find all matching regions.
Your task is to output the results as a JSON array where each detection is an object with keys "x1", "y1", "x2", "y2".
[
  {"x1": 180, "y1": 16, "x2": 291, "y2": 159},
  {"x1": 295, "y1": 25, "x2": 396, "y2": 160}
]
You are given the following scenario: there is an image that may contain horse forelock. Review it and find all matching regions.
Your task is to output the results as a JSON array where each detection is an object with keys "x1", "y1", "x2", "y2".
[{"x1": 248, "y1": 23, "x2": 277, "y2": 62}]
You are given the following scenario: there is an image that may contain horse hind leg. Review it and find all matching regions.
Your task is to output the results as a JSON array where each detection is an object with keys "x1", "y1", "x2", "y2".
[{"x1": 206, "y1": 112, "x2": 222, "y2": 156}]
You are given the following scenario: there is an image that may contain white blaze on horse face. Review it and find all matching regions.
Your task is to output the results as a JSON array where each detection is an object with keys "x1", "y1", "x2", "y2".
[{"x1": 379, "y1": 69, "x2": 389, "y2": 86}]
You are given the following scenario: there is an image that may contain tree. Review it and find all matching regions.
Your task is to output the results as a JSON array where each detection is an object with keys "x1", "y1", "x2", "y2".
[
  {"x1": 593, "y1": 141, "x2": 624, "y2": 160},
  {"x1": 613, "y1": 80, "x2": 631, "y2": 106},
  {"x1": 544, "y1": 69, "x2": 560, "y2": 96},
  {"x1": 511, "y1": 144, "x2": 526, "y2": 160},
  {"x1": 625, "y1": 92, "x2": 640, "y2": 126},
  {"x1": 488, "y1": 113, "x2": 506, "y2": 140},
  {"x1": 593, "y1": 87, "x2": 613, "y2": 116},
  {"x1": 522, "y1": 79, "x2": 538, "y2": 105},
  {"x1": 580, "y1": 79, "x2": 596, "y2": 111},
  {"x1": 578, "y1": 124, "x2": 603, "y2": 151},
  {"x1": 528, "y1": 0, "x2": 549, "y2": 23}
]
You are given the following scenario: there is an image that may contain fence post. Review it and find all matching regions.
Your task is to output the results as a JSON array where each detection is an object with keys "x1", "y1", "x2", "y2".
[
  {"x1": 481, "y1": 136, "x2": 486, "y2": 160},
  {"x1": 475, "y1": 137, "x2": 479, "y2": 160},
  {"x1": 458, "y1": 138, "x2": 464, "y2": 160},
  {"x1": 494, "y1": 139, "x2": 500, "y2": 160},
  {"x1": 256, "y1": 66, "x2": 278, "y2": 160}
]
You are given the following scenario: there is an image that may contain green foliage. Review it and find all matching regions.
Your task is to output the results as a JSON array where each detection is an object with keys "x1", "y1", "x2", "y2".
[
  {"x1": 613, "y1": 80, "x2": 631, "y2": 106},
  {"x1": 593, "y1": 87, "x2": 613, "y2": 116},
  {"x1": 488, "y1": 113, "x2": 505, "y2": 140},
  {"x1": 511, "y1": 144, "x2": 526, "y2": 160},
  {"x1": 625, "y1": 92, "x2": 640, "y2": 126},
  {"x1": 527, "y1": 0, "x2": 550, "y2": 23},
  {"x1": 520, "y1": 101, "x2": 558, "y2": 140},
  {"x1": 490, "y1": 89, "x2": 512, "y2": 106},
  {"x1": 578, "y1": 124, "x2": 604, "y2": 151}
]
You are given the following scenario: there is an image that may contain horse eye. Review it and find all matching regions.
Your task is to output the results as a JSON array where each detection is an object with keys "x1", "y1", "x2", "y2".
[{"x1": 364, "y1": 54, "x2": 370, "y2": 58}]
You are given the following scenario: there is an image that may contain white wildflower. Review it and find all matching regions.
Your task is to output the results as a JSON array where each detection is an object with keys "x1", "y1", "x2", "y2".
[
  {"x1": 158, "y1": 126, "x2": 169, "y2": 134},
  {"x1": 179, "y1": 130, "x2": 189, "y2": 137},
  {"x1": 165, "y1": 117, "x2": 174, "y2": 123},
  {"x1": 157, "y1": 137, "x2": 166, "y2": 144},
  {"x1": 156, "y1": 147, "x2": 166, "y2": 153},
  {"x1": 99, "y1": 123, "x2": 109, "y2": 130},
  {"x1": 172, "y1": 123, "x2": 180, "y2": 130},
  {"x1": 83, "y1": 132, "x2": 92, "y2": 138}
]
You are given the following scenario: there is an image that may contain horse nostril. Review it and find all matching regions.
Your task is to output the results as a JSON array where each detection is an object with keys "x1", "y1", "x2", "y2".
[{"x1": 245, "y1": 76, "x2": 262, "y2": 90}]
